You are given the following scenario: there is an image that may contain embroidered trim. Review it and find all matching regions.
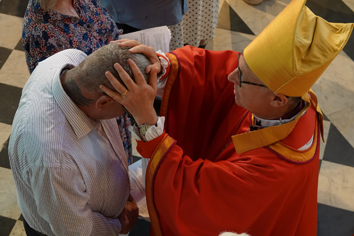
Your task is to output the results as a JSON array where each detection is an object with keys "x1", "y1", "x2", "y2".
[
  {"x1": 159, "y1": 53, "x2": 180, "y2": 128},
  {"x1": 145, "y1": 135, "x2": 176, "y2": 236},
  {"x1": 266, "y1": 121, "x2": 320, "y2": 164}
]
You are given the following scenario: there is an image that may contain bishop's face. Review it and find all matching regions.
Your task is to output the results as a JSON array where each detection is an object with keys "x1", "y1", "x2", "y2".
[{"x1": 227, "y1": 53, "x2": 275, "y2": 117}]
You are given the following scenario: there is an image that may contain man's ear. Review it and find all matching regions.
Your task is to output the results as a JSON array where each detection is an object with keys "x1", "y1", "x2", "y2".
[
  {"x1": 95, "y1": 95, "x2": 114, "y2": 110},
  {"x1": 270, "y1": 93, "x2": 289, "y2": 107}
]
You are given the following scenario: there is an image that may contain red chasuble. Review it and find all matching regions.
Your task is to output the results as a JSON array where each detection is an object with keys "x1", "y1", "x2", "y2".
[{"x1": 137, "y1": 46, "x2": 320, "y2": 236}]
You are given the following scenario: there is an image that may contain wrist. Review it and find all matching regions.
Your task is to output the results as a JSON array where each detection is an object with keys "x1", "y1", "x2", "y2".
[{"x1": 135, "y1": 112, "x2": 158, "y2": 126}]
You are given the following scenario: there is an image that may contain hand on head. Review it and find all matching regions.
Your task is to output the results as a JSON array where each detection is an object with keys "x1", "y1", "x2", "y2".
[
  {"x1": 118, "y1": 194, "x2": 139, "y2": 234},
  {"x1": 115, "y1": 39, "x2": 162, "y2": 75},
  {"x1": 100, "y1": 59, "x2": 158, "y2": 126}
]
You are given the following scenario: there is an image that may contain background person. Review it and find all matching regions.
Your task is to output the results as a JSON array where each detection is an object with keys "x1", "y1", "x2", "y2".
[
  {"x1": 23, "y1": 0, "x2": 120, "y2": 73},
  {"x1": 100, "y1": 0, "x2": 354, "y2": 235},
  {"x1": 22, "y1": 0, "x2": 134, "y2": 164},
  {"x1": 169, "y1": 0, "x2": 220, "y2": 49},
  {"x1": 100, "y1": 0, "x2": 188, "y2": 34}
]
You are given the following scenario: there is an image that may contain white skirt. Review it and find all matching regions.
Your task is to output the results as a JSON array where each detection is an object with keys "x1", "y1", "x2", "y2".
[{"x1": 168, "y1": 0, "x2": 220, "y2": 50}]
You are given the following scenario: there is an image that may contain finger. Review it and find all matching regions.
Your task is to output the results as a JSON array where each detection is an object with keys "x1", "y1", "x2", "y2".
[
  {"x1": 99, "y1": 85, "x2": 122, "y2": 102},
  {"x1": 127, "y1": 59, "x2": 147, "y2": 85},
  {"x1": 104, "y1": 70, "x2": 127, "y2": 95},
  {"x1": 113, "y1": 63, "x2": 137, "y2": 90},
  {"x1": 129, "y1": 46, "x2": 160, "y2": 66},
  {"x1": 145, "y1": 64, "x2": 161, "y2": 74},
  {"x1": 117, "y1": 39, "x2": 130, "y2": 42},
  {"x1": 148, "y1": 67, "x2": 158, "y2": 92},
  {"x1": 109, "y1": 40, "x2": 119, "y2": 44},
  {"x1": 118, "y1": 39, "x2": 141, "y2": 48},
  {"x1": 128, "y1": 45, "x2": 154, "y2": 55}
]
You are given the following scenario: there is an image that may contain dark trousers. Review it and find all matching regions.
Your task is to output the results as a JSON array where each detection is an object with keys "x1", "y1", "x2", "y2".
[
  {"x1": 116, "y1": 23, "x2": 141, "y2": 34},
  {"x1": 23, "y1": 219, "x2": 47, "y2": 236}
]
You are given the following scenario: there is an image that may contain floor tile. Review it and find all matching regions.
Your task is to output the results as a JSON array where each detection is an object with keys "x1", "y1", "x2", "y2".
[
  {"x1": 0, "y1": 167, "x2": 21, "y2": 220},
  {"x1": 9, "y1": 220, "x2": 25, "y2": 236},
  {"x1": 343, "y1": 34, "x2": 354, "y2": 62},
  {"x1": 132, "y1": 155, "x2": 141, "y2": 164},
  {"x1": 0, "y1": 13, "x2": 23, "y2": 49},
  {"x1": 209, "y1": 28, "x2": 255, "y2": 52},
  {"x1": 317, "y1": 203, "x2": 354, "y2": 236},
  {"x1": 0, "y1": 1, "x2": 353, "y2": 236},
  {"x1": 229, "y1": 32, "x2": 255, "y2": 51},
  {"x1": 0, "y1": 135, "x2": 10, "y2": 169},
  {"x1": 312, "y1": 51, "x2": 354, "y2": 116},
  {"x1": 307, "y1": 0, "x2": 354, "y2": 23},
  {"x1": 0, "y1": 123, "x2": 11, "y2": 148},
  {"x1": 0, "y1": 83, "x2": 23, "y2": 125},
  {"x1": 229, "y1": 4, "x2": 254, "y2": 35},
  {"x1": 0, "y1": 215, "x2": 16, "y2": 236},
  {"x1": 327, "y1": 104, "x2": 354, "y2": 150},
  {"x1": 343, "y1": 0, "x2": 354, "y2": 11},
  {"x1": 318, "y1": 161, "x2": 354, "y2": 212},
  {"x1": 306, "y1": 0, "x2": 354, "y2": 61},
  {"x1": 217, "y1": 0, "x2": 231, "y2": 31},
  {"x1": 227, "y1": 0, "x2": 287, "y2": 36},
  {"x1": 0, "y1": 47, "x2": 12, "y2": 70},
  {"x1": 14, "y1": 40, "x2": 24, "y2": 52},
  {"x1": 0, "y1": 0, "x2": 27, "y2": 18},
  {"x1": 322, "y1": 122, "x2": 354, "y2": 167},
  {"x1": 0, "y1": 50, "x2": 29, "y2": 88},
  {"x1": 322, "y1": 113, "x2": 329, "y2": 121},
  {"x1": 319, "y1": 120, "x2": 331, "y2": 160}
]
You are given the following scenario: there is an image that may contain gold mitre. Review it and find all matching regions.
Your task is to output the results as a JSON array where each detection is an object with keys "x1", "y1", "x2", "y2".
[{"x1": 243, "y1": 0, "x2": 353, "y2": 97}]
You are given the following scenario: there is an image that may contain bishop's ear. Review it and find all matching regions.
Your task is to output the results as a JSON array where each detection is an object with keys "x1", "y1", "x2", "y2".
[{"x1": 270, "y1": 93, "x2": 289, "y2": 108}]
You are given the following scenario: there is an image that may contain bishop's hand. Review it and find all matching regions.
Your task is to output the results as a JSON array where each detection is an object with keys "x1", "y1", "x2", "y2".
[{"x1": 100, "y1": 59, "x2": 158, "y2": 126}]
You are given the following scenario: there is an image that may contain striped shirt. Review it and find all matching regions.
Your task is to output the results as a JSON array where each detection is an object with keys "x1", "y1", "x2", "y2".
[{"x1": 8, "y1": 49, "x2": 130, "y2": 236}]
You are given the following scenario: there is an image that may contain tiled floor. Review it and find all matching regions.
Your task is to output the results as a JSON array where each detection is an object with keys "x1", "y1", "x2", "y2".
[{"x1": 0, "y1": 0, "x2": 354, "y2": 235}]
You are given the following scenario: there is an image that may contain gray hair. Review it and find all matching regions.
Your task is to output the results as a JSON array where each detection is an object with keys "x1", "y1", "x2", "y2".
[
  {"x1": 37, "y1": 0, "x2": 57, "y2": 9},
  {"x1": 63, "y1": 44, "x2": 150, "y2": 106},
  {"x1": 75, "y1": 44, "x2": 149, "y2": 92}
]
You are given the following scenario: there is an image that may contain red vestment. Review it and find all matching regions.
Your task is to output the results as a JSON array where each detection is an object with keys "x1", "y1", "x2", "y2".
[{"x1": 137, "y1": 46, "x2": 320, "y2": 236}]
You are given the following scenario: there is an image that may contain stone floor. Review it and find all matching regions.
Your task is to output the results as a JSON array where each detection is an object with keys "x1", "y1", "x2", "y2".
[{"x1": 0, "y1": 0, "x2": 354, "y2": 235}]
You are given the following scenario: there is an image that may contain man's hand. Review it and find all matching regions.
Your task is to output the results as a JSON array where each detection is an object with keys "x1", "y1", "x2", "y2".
[
  {"x1": 100, "y1": 59, "x2": 158, "y2": 126},
  {"x1": 118, "y1": 195, "x2": 139, "y2": 234},
  {"x1": 116, "y1": 39, "x2": 162, "y2": 75}
]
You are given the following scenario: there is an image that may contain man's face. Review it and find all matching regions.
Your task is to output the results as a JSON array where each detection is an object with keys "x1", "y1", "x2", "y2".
[{"x1": 227, "y1": 54, "x2": 274, "y2": 116}]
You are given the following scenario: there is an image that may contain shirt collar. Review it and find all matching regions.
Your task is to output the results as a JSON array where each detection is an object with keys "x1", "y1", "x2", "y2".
[
  {"x1": 52, "y1": 65, "x2": 100, "y2": 139},
  {"x1": 253, "y1": 101, "x2": 307, "y2": 128}
]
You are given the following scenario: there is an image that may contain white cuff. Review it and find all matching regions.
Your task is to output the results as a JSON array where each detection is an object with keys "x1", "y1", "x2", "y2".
[
  {"x1": 156, "y1": 50, "x2": 170, "y2": 98},
  {"x1": 129, "y1": 116, "x2": 165, "y2": 142}
]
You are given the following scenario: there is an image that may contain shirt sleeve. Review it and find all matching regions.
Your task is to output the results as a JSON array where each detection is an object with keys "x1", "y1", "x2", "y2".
[
  {"x1": 31, "y1": 154, "x2": 122, "y2": 236},
  {"x1": 156, "y1": 50, "x2": 170, "y2": 98}
]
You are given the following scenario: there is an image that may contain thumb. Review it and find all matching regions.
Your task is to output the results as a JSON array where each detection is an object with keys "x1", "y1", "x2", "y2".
[{"x1": 149, "y1": 67, "x2": 158, "y2": 91}]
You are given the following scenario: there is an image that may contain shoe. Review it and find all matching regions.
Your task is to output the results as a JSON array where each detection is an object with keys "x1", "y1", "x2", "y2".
[
  {"x1": 198, "y1": 39, "x2": 207, "y2": 49},
  {"x1": 243, "y1": 0, "x2": 263, "y2": 5}
]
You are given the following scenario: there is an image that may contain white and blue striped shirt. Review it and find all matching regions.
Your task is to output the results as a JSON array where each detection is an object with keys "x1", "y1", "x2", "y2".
[{"x1": 8, "y1": 49, "x2": 130, "y2": 236}]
